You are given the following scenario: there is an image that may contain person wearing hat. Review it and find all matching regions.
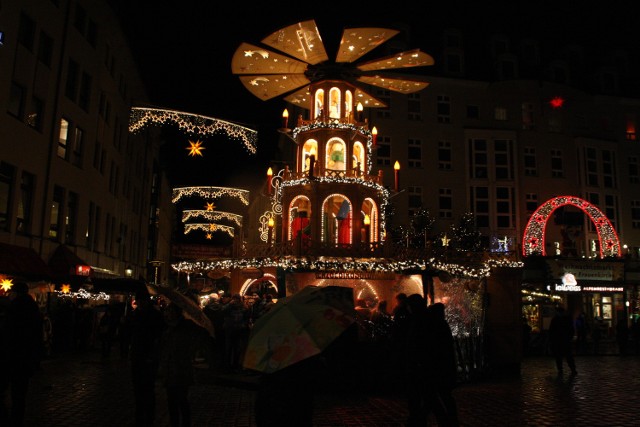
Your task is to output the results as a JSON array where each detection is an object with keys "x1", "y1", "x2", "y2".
[{"x1": 1, "y1": 281, "x2": 43, "y2": 426}]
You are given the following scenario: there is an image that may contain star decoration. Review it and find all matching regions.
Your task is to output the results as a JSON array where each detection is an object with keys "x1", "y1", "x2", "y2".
[
  {"x1": 441, "y1": 234, "x2": 450, "y2": 247},
  {"x1": 0, "y1": 279, "x2": 13, "y2": 292},
  {"x1": 209, "y1": 223, "x2": 217, "y2": 231},
  {"x1": 186, "y1": 140, "x2": 205, "y2": 157},
  {"x1": 205, "y1": 202, "x2": 216, "y2": 211},
  {"x1": 61, "y1": 284, "x2": 71, "y2": 294},
  {"x1": 206, "y1": 233, "x2": 212, "y2": 240}
]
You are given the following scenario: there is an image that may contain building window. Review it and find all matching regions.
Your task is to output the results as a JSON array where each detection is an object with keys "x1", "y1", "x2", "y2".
[
  {"x1": 0, "y1": 163, "x2": 15, "y2": 232},
  {"x1": 58, "y1": 118, "x2": 70, "y2": 159},
  {"x1": 551, "y1": 149, "x2": 563, "y2": 178},
  {"x1": 525, "y1": 193, "x2": 538, "y2": 213},
  {"x1": 407, "y1": 186, "x2": 422, "y2": 217},
  {"x1": 49, "y1": 185, "x2": 64, "y2": 240},
  {"x1": 626, "y1": 116, "x2": 636, "y2": 141},
  {"x1": 494, "y1": 107, "x2": 507, "y2": 121},
  {"x1": 27, "y1": 97, "x2": 44, "y2": 131},
  {"x1": 524, "y1": 147, "x2": 537, "y2": 176},
  {"x1": 629, "y1": 156, "x2": 639, "y2": 184},
  {"x1": 18, "y1": 13, "x2": 36, "y2": 51},
  {"x1": 632, "y1": 200, "x2": 640, "y2": 229},
  {"x1": 439, "y1": 188, "x2": 452, "y2": 218},
  {"x1": 37, "y1": 31, "x2": 54, "y2": 67},
  {"x1": 496, "y1": 187, "x2": 514, "y2": 228},
  {"x1": 605, "y1": 194, "x2": 617, "y2": 228},
  {"x1": 437, "y1": 95, "x2": 450, "y2": 123},
  {"x1": 65, "y1": 59, "x2": 79, "y2": 101},
  {"x1": 466, "y1": 105, "x2": 479, "y2": 119},
  {"x1": 494, "y1": 139, "x2": 513, "y2": 180},
  {"x1": 79, "y1": 72, "x2": 92, "y2": 112},
  {"x1": 375, "y1": 89, "x2": 391, "y2": 119},
  {"x1": 376, "y1": 136, "x2": 391, "y2": 167},
  {"x1": 72, "y1": 127, "x2": 84, "y2": 167},
  {"x1": 66, "y1": 191, "x2": 78, "y2": 244},
  {"x1": 408, "y1": 139, "x2": 422, "y2": 168},
  {"x1": 471, "y1": 186, "x2": 490, "y2": 227},
  {"x1": 15, "y1": 171, "x2": 35, "y2": 235},
  {"x1": 586, "y1": 147, "x2": 598, "y2": 187},
  {"x1": 469, "y1": 139, "x2": 488, "y2": 179},
  {"x1": 522, "y1": 102, "x2": 534, "y2": 130},
  {"x1": 438, "y1": 141, "x2": 452, "y2": 170},
  {"x1": 8, "y1": 83, "x2": 26, "y2": 119},
  {"x1": 407, "y1": 93, "x2": 421, "y2": 121},
  {"x1": 602, "y1": 150, "x2": 616, "y2": 189}
]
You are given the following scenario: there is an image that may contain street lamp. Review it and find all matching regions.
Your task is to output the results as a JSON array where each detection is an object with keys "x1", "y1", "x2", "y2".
[{"x1": 124, "y1": 265, "x2": 133, "y2": 278}]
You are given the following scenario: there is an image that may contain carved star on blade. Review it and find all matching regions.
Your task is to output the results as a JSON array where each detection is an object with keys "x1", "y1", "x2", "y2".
[{"x1": 186, "y1": 140, "x2": 205, "y2": 156}]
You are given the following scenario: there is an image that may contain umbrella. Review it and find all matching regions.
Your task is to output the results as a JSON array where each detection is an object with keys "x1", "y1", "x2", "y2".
[
  {"x1": 146, "y1": 283, "x2": 215, "y2": 338},
  {"x1": 243, "y1": 285, "x2": 356, "y2": 374}
]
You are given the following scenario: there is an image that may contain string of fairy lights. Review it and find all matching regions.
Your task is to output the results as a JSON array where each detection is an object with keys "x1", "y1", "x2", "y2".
[
  {"x1": 182, "y1": 210, "x2": 243, "y2": 227},
  {"x1": 184, "y1": 223, "x2": 235, "y2": 238},
  {"x1": 129, "y1": 107, "x2": 258, "y2": 154},
  {"x1": 172, "y1": 186, "x2": 250, "y2": 205}
]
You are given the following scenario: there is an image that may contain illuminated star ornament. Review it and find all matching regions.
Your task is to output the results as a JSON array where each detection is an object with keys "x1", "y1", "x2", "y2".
[
  {"x1": 205, "y1": 202, "x2": 216, "y2": 211},
  {"x1": 61, "y1": 284, "x2": 71, "y2": 294},
  {"x1": 206, "y1": 233, "x2": 212, "y2": 240},
  {"x1": 186, "y1": 140, "x2": 205, "y2": 157},
  {"x1": 1, "y1": 278, "x2": 13, "y2": 292}
]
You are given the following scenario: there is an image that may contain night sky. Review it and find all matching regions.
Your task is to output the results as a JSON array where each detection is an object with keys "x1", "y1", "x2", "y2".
[{"x1": 111, "y1": 1, "x2": 639, "y2": 192}]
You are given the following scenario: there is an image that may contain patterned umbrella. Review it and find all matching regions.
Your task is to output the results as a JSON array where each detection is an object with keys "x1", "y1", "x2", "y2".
[{"x1": 243, "y1": 285, "x2": 356, "y2": 374}]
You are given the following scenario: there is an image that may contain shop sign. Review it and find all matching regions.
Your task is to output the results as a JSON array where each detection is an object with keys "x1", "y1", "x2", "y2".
[
  {"x1": 581, "y1": 286, "x2": 624, "y2": 292},
  {"x1": 75, "y1": 265, "x2": 91, "y2": 276},
  {"x1": 546, "y1": 260, "x2": 623, "y2": 282}
]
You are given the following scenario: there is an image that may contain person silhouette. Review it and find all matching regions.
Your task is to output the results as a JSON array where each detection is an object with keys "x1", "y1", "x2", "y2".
[
  {"x1": 159, "y1": 303, "x2": 198, "y2": 427},
  {"x1": 548, "y1": 306, "x2": 577, "y2": 376},
  {"x1": 129, "y1": 289, "x2": 165, "y2": 426},
  {"x1": 0, "y1": 281, "x2": 43, "y2": 427}
]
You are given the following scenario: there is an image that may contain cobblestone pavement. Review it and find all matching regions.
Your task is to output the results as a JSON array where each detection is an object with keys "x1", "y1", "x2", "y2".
[{"x1": 21, "y1": 351, "x2": 640, "y2": 427}]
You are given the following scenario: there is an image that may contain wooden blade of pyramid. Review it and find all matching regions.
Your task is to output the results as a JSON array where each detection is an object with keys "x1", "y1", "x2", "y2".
[
  {"x1": 238, "y1": 74, "x2": 310, "y2": 100},
  {"x1": 353, "y1": 87, "x2": 387, "y2": 108},
  {"x1": 232, "y1": 42, "x2": 309, "y2": 75},
  {"x1": 357, "y1": 49, "x2": 435, "y2": 71},
  {"x1": 335, "y1": 27, "x2": 400, "y2": 63},
  {"x1": 261, "y1": 20, "x2": 329, "y2": 65},
  {"x1": 357, "y1": 75, "x2": 429, "y2": 94}
]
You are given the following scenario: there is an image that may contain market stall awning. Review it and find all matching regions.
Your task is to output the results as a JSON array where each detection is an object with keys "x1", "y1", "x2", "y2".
[
  {"x1": 0, "y1": 242, "x2": 52, "y2": 280},
  {"x1": 91, "y1": 278, "x2": 147, "y2": 295},
  {"x1": 48, "y1": 244, "x2": 91, "y2": 282}
]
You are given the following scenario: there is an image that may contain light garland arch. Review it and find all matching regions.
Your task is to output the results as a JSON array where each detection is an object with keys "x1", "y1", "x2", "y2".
[
  {"x1": 172, "y1": 186, "x2": 250, "y2": 205},
  {"x1": 129, "y1": 107, "x2": 258, "y2": 154},
  {"x1": 522, "y1": 195, "x2": 621, "y2": 258},
  {"x1": 181, "y1": 210, "x2": 243, "y2": 227}
]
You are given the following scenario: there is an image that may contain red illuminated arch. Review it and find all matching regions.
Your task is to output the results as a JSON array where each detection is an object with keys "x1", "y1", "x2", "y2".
[{"x1": 522, "y1": 195, "x2": 621, "y2": 258}]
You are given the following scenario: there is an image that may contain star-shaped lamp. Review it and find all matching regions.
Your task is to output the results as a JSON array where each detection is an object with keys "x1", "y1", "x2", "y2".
[
  {"x1": 205, "y1": 202, "x2": 216, "y2": 211},
  {"x1": 61, "y1": 284, "x2": 71, "y2": 294},
  {"x1": 1, "y1": 278, "x2": 13, "y2": 292},
  {"x1": 186, "y1": 140, "x2": 205, "y2": 157}
]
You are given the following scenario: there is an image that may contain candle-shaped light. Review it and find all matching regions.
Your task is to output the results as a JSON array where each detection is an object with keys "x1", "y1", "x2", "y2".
[
  {"x1": 356, "y1": 102, "x2": 363, "y2": 121},
  {"x1": 267, "y1": 167, "x2": 273, "y2": 195},
  {"x1": 371, "y1": 126, "x2": 378, "y2": 147},
  {"x1": 363, "y1": 214, "x2": 371, "y2": 244},
  {"x1": 394, "y1": 161, "x2": 400, "y2": 192},
  {"x1": 282, "y1": 108, "x2": 289, "y2": 129},
  {"x1": 268, "y1": 217, "x2": 275, "y2": 245}
]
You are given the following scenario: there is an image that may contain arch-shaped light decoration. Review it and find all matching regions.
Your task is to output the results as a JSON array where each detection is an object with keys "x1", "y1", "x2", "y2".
[
  {"x1": 129, "y1": 107, "x2": 258, "y2": 154},
  {"x1": 522, "y1": 195, "x2": 621, "y2": 258},
  {"x1": 184, "y1": 223, "x2": 235, "y2": 238},
  {"x1": 257, "y1": 168, "x2": 286, "y2": 242},
  {"x1": 182, "y1": 210, "x2": 243, "y2": 227},
  {"x1": 172, "y1": 186, "x2": 250, "y2": 205}
]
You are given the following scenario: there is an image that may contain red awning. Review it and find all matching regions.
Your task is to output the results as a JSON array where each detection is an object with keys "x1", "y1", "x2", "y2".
[{"x1": 0, "y1": 242, "x2": 52, "y2": 280}]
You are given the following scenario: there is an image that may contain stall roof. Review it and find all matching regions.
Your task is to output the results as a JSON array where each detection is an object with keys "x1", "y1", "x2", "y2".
[{"x1": 0, "y1": 242, "x2": 52, "y2": 280}]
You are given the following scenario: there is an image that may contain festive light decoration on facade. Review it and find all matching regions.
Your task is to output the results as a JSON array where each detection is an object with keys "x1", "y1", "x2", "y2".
[
  {"x1": 205, "y1": 202, "x2": 216, "y2": 211},
  {"x1": 61, "y1": 284, "x2": 71, "y2": 294},
  {"x1": 0, "y1": 278, "x2": 13, "y2": 292},
  {"x1": 182, "y1": 210, "x2": 243, "y2": 227},
  {"x1": 172, "y1": 186, "x2": 250, "y2": 205},
  {"x1": 129, "y1": 107, "x2": 258, "y2": 154},
  {"x1": 184, "y1": 223, "x2": 235, "y2": 237},
  {"x1": 522, "y1": 195, "x2": 621, "y2": 258},
  {"x1": 186, "y1": 140, "x2": 205, "y2": 156}
]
